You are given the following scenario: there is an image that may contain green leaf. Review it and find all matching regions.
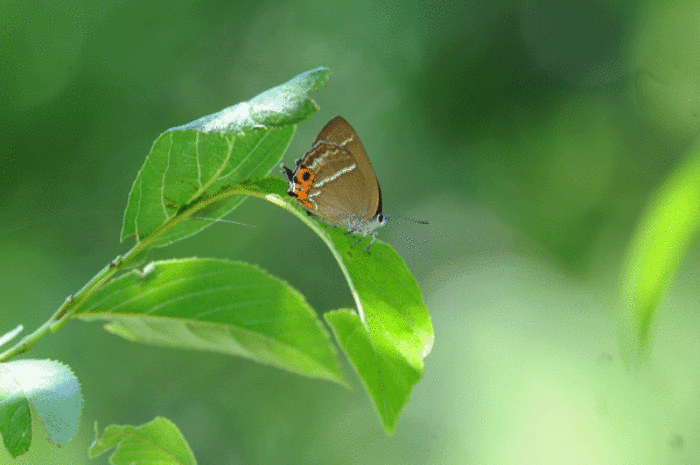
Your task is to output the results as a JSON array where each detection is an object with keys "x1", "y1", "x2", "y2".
[
  {"x1": 0, "y1": 359, "x2": 83, "y2": 457},
  {"x1": 76, "y1": 258, "x2": 346, "y2": 385},
  {"x1": 243, "y1": 177, "x2": 433, "y2": 432},
  {"x1": 619, "y1": 149, "x2": 700, "y2": 368},
  {"x1": 121, "y1": 66, "x2": 330, "y2": 247},
  {"x1": 0, "y1": 369, "x2": 30, "y2": 458},
  {"x1": 325, "y1": 310, "x2": 424, "y2": 434},
  {"x1": 89, "y1": 417, "x2": 196, "y2": 465},
  {"x1": 322, "y1": 234, "x2": 433, "y2": 433}
]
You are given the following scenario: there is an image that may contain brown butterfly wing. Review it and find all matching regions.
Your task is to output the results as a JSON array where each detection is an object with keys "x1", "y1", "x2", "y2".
[
  {"x1": 308, "y1": 116, "x2": 381, "y2": 224},
  {"x1": 297, "y1": 143, "x2": 366, "y2": 225}
]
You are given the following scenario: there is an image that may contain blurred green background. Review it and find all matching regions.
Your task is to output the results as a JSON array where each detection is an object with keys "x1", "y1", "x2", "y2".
[{"x1": 2, "y1": 0, "x2": 700, "y2": 463}]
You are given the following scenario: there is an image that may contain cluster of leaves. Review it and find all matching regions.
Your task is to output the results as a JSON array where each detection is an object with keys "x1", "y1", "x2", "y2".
[{"x1": 0, "y1": 67, "x2": 433, "y2": 462}]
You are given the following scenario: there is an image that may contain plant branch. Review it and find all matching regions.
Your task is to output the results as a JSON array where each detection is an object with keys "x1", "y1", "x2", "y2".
[
  {"x1": 0, "y1": 186, "x2": 242, "y2": 362},
  {"x1": 0, "y1": 180, "x2": 363, "y2": 363}
]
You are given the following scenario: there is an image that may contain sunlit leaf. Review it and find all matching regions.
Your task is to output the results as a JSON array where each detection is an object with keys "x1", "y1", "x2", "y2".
[
  {"x1": 89, "y1": 417, "x2": 196, "y2": 465},
  {"x1": 121, "y1": 67, "x2": 330, "y2": 247},
  {"x1": 325, "y1": 309, "x2": 426, "y2": 434},
  {"x1": 322, "y1": 232, "x2": 433, "y2": 433},
  {"x1": 0, "y1": 360, "x2": 83, "y2": 457}
]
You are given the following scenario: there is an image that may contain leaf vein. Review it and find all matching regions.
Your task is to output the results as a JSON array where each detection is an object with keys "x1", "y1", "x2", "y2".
[
  {"x1": 247, "y1": 130, "x2": 288, "y2": 177},
  {"x1": 134, "y1": 174, "x2": 143, "y2": 239},
  {"x1": 82, "y1": 269, "x2": 248, "y2": 314},
  {"x1": 188, "y1": 135, "x2": 235, "y2": 204},
  {"x1": 145, "y1": 285, "x2": 270, "y2": 315},
  {"x1": 219, "y1": 129, "x2": 270, "y2": 181},
  {"x1": 160, "y1": 132, "x2": 174, "y2": 218},
  {"x1": 196, "y1": 132, "x2": 203, "y2": 189}
]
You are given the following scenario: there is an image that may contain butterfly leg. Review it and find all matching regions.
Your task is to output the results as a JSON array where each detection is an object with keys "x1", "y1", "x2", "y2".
[{"x1": 363, "y1": 233, "x2": 378, "y2": 253}]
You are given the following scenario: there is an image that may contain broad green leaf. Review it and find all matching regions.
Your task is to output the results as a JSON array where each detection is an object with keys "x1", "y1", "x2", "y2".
[
  {"x1": 121, "y1": 66, "x2": 330, "y2": 247},
  {"x1": 619, "y1": 149, "x2": 700, "y2": 368},
  {"x1": 76, "y1": 258, "x2": 345, "y2": 384},
  {"x1": 244, "y1": 177, "x2": 433, "y2": 432},
  {"x1": 321, "y1": 234, "x2": 433, "y2": 433},
  {"x1": 89, "y1": 417, "x2": 196, "y2": 465},
  {"x1": 0, "y1": 359, "x2": 83, "y2": 457},
  {"x1": 325, "y1": 310, "x2": 424, "y2": 433}
]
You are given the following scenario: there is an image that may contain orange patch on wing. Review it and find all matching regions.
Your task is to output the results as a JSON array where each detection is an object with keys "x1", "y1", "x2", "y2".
[{"x1": 290, "y1": 168, "x2": 316, "y2": 209}]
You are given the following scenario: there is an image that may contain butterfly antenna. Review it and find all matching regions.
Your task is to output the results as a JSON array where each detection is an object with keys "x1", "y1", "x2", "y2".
[{"x1": 385, "y1": 214, "x2": 429, "y2": 225}]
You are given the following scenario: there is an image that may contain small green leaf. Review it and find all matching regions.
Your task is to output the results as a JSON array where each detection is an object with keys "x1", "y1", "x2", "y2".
[
  {"x1": 0, "y1": 359, "x2": 83, "y2": 457},
  {"x1": 121, "y1": 67, "x2": 329, "y2": 247},
  {"x1": 89, "y1": 417, "x2": 196, "y2": 465},
  {"x1": 619, "y1": 150, "x2": 700, "y2": 368},
  {"x1": 76, "y1": 258, "x2": 345, "y2": 384},
  {"x1": 0, "y1": 370, "x2": 30, "y2": 457}
]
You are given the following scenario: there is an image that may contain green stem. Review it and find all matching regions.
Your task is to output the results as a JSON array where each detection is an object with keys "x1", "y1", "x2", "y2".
[
  {"x1": 0, "y1": 261, "x2": 116, "y2": 362},
  {"x1": 0, "y1": 186, "x2": 239, "y2": 362},
  {"x1": 0, "y1": 251, "x2": 139, "y2": 362}
]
